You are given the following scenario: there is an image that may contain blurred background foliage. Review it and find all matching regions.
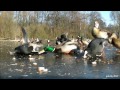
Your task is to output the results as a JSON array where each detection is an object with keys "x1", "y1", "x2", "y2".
[{"x1": 0, "y1": 11, "x2": 119, "y2": 40}]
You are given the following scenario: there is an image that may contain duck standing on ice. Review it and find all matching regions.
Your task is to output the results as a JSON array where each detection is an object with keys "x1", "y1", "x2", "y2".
[
  {"x1": 92, "y1": 21, "x2": 113, "y2": 39},
  {"x1": 39, "y1": 39, "x2": 82, "y2": 55},
  {"x1": 83, "y1": 37, "x2": 108, "y2": 60}
]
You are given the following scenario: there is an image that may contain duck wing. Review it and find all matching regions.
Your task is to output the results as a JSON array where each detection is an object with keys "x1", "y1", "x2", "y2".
[{"x1": 21, "y1": 27, "x2": 28, "y2": 44}]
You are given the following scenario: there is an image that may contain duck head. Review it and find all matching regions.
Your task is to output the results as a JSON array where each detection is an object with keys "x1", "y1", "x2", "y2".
[
  {"x1": 56, "y1": 33, "x2": 69, "y2": 45},
  {"x1": 93, "y1": 21, "x2": 99, "y2": 34},
  {"x1": 56, "y1": 37, "x2": 61, "y2": 45},
  {"x1": 95, "y1": 21, "x2": 99, "y2": 29}
]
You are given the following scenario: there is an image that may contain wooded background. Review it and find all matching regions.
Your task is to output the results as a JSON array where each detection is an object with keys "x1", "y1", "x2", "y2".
[{"x1": 0, "y1": 11, "x2": 120, "y2": 40}]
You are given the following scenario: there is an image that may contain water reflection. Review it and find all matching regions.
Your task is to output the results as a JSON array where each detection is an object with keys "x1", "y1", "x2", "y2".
[{"x1": 0, "y1": 41, "x2": 120, "y2": 79}]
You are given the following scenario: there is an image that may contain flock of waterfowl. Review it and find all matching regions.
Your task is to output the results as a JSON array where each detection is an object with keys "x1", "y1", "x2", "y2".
[{"x1": 10, "y1": 21, "x2": 120, "y2": 63}]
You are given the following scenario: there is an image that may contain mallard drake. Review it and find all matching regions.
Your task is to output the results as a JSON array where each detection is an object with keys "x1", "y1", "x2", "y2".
[
  {"x1": 39, "y1": 40, "x2": 81, "y2": 55},
  {"x1": 55, "y1": 41, "x2": 80, "y2": 54},
  {"x1": 83, "y1": 38, "x2": 107, "y2": 59},
  {"x1": 92, "y1": 21, "x2": 112, "y2": 39}
]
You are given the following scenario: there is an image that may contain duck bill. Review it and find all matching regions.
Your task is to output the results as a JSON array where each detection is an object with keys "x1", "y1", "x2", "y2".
[{"x1": 38, "y1": 49, "x2": 45, "y2": 54}]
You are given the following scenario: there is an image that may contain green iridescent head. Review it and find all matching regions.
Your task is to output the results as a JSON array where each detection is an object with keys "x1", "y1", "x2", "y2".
[{"x1": 44, "y1": 46, "x2": 55, "y2": 52}]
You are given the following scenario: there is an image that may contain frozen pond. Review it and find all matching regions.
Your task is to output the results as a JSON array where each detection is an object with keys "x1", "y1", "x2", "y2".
[{"x1": 0, "y1": 41, "x2": 120, "y2": 79}]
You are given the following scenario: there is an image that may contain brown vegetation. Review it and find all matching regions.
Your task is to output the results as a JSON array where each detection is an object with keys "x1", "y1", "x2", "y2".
[{"x1": 0, "y1": 11, "x2": 118, "y2": 40}]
